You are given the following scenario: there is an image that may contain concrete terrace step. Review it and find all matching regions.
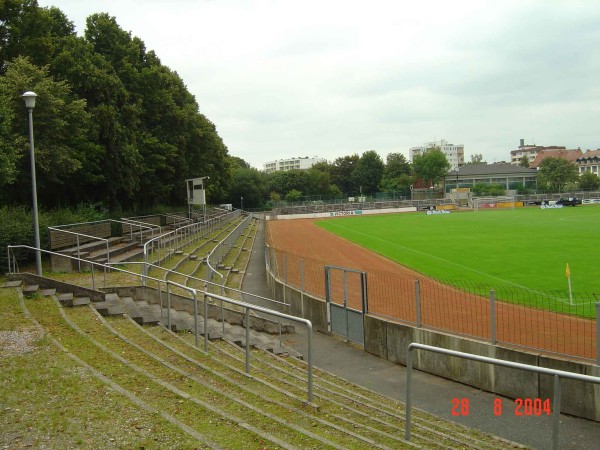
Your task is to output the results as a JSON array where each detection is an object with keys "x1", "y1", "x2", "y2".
[
  {"x1": 93, "y1": 292, "x2": 125, "y2": 316},
  {"x1": 57, "y1": 293, "x2": 91, "y2": 307}
]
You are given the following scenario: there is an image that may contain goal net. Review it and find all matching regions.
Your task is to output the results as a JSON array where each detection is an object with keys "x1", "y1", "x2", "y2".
[{"x1": 473, "y1": 196, "x2": 516, "y2": 211}]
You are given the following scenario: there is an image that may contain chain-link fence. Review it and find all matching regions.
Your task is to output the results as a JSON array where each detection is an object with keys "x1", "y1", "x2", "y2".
[{"x1": 266, "y1": 245, "x2": 598, "y2": 362}]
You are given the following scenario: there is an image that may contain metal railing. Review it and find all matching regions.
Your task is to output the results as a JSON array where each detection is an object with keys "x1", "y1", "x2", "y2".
[
  {"x1": 142, "y1": 210, "x2": 240, "y2": 281},
  {"x1": 6, "y1": 244, "x2": 314, "y2": 402},
  {"x1": 404, "y1": 343, "x2": 600, "y2": 449},
  {"x1": 164, "y1": 279, "x2": 313, "y2": 402},
  {"x1": 205, "y1": 213, "x2": 252, "y2": 295},
  {"x1": 49, "y1": 219, "x2": 158, "y2": 265}
]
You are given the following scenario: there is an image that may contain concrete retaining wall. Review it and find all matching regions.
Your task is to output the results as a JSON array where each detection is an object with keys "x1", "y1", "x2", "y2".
[
  {"x1": 102, "y1": 285, "x2": 295, "y2": 335},
  {"x1": 266, "y1": 268, "x2": 600, "y2": 421}
]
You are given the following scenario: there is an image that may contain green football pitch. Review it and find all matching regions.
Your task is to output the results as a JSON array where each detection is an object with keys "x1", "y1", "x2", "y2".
[{"x1": 316, "y1": 206, "x2": 600, "y2": 300}]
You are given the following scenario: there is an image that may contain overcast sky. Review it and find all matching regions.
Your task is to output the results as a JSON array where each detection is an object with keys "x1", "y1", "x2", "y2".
[{"x1": 39, "y1": 0, "x2": 600, "y2": 169}]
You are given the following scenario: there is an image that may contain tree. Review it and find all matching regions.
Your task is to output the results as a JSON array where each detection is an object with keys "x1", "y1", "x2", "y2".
[
  {"x1": 518, "y1": 155, "x2": 530, "y2": 168},
  {"x1": 380, "y1": 152, "x2": 412, "y2": 195},
  {"x1": 578, "y1": 172, "x2": 600, "y2": 191},
  {"x1": 0, "y1": 57, "x2": 102, "y2": 207},
  {"x1": 285, "y1": 189, "x2": 302, "y2": 202},
  {"x1": 352, "y1": 150, "x2": 385, "y2": 195},
  {"x1": 537, "y1": 157, "x2": 579, "y2": 193},
  {"x1": 412, "y1": 148, "x2": 450, "y2": 187},
  {"x1": 466, "y1": 153, "x2": 486, "y2": 165},
  {"x1": 227, "y1": 166, "x2": 268, "y2": 209},
  {"x1": 384, "y1": 152, "x2": 411, "y2": 178},
  {"x1": 331, "y1": 154, "x2": 359, "y2": 195},
  {"x1": 0, "y1": 81, "x2": 19, "y2": 190}
]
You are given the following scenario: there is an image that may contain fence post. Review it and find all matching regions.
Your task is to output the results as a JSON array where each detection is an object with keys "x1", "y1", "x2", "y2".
[
  {"x1": 283, "y1": 253, "x2": 287, "y2": 305},
  {"x1": 415, "y1": 280, "x2": 421, "y2": 327},
  {"x1": 300, "y1": 258, "x2": 304, "y2": 292},
  {"x1": 552, "y1": 374, "x2": 562, "y2": 450},
  {"x1": 245, "y1": 306, "x2": 250, "y2": 373},
  {"x1": 193, "y1": 290, "x2": 199, "y2": 349},
  {"x1": 490, "y1": 289, "x2": 497, "y2": 345}
]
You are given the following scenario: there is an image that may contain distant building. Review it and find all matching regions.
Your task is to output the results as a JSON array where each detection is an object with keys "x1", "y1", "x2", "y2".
[
  {"x1": 576, "y1": 149, "x2": 600, "y2": 176},
  {"x1": 444, "y1": 163, "x2": 538, "y2": 194},
  {"x1": 509, "y1": 139, "x2": 579, "y2": 166},
  {"x1": 263, "y1": 156, "x2": 326, "y2": 173},
  {"x1": 409, "y1": 139, "x2": 464, "y2": 170},
  {"x1": 529, "y1": 148, "x2": 583, "y2": 169}
]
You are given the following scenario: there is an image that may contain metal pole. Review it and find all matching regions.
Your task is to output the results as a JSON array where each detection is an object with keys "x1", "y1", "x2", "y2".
[
  {"x1": 490, "y1": 289, "x2": 497, "y2": 345},
  {"x1": 167, "y1": 282, "x2": 171, "y2": 331},
  {"x1": 193, "y1": 290, "x2": 199, "y2": 348},
  {"x1": 27, "y1": 107, "x2": 42, "y2": 276},
  {"x1": 552, "y1": 374, "x2": 562, "y2": 450},
  {"x1": 245, "y1": 306, "x2": 250, "y2": 373},
  {"x1": 300, "y1": 258, "x2": 304, "y2": 292},
  {"x1": 405, "y1": 345, "x2": 414, "y2": 440},
  {"x1": 307, "y1": 321, "x2": 313, "y2": 403},
  {"x1": 203, "y1": 290, "x2": 209, "y2": 353}
]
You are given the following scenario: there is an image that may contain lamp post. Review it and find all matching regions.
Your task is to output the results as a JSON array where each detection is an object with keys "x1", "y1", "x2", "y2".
[
  {"x1": 240, "y1": 196, "x2": 243, "y2": 212},
  {"x1": 22, "y1": 91, "x2": 42, "y2": 276}
]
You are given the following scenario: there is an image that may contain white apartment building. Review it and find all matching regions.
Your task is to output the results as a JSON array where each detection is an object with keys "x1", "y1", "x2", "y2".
[
  {"x1": 409, "y1": 139, "x2": 464, "y2": 170},
  {"x1": 263, "y1": 156, "x2": 326, "y2": 173}
]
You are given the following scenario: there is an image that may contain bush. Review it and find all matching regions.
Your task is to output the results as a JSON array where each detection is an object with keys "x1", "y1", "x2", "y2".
[{"x1": 1, "y1": 203, "x2": 108, "y2": 271}]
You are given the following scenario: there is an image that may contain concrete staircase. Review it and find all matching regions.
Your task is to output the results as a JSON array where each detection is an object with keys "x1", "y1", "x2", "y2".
[
  {"x1": 11, "y1": 281, "x2": 525, "y2": 449},
  {"x1": 13, "y1": 277, "x2": 302, "y2": 360}
]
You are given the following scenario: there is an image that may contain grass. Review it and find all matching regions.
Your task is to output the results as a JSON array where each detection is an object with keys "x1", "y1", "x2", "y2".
[
  {"x1": 316, "y1": 206, "x2": 600, "y2": 313},
  {"x1": 0, "y1": 288, "x2": 206, "y2": 449}
]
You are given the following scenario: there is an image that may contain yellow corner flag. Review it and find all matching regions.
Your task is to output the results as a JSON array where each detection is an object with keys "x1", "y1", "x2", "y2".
[{"x1": 566, "y1": 263, "x2": 571, "y2": 278}]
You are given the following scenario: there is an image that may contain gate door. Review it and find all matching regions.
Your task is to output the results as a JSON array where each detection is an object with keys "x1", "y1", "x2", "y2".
[{"x1": 325, "y1": 265, "x2": 367, "y2": 345}]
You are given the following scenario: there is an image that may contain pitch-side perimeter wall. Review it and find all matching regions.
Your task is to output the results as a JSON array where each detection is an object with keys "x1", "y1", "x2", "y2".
[
  {"x1": 267, "y1": 206, "x2": 417, "y2": 220},
  {"x1": 265, "y1": 269, "x2": 600, "y2": 422}
]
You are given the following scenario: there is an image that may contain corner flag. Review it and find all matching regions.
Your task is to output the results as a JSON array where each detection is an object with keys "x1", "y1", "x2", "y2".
[{"x1": 565, "y1": 263, "x2": 571, "y2": 278}]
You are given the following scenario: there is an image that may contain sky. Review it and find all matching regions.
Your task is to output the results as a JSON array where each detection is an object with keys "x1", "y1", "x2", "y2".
[{"x1": 38, "y1": 0, "x2": 600, "y2": 169}]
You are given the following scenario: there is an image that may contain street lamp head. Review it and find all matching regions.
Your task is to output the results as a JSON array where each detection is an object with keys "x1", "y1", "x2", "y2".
[{"x1": 22, "y1": 91, "x2": 37, "y2": 109}]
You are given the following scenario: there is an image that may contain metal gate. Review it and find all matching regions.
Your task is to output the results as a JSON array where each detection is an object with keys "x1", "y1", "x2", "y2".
[{"x1": 325, "y1": 265, "x2": 367, "y2": 345}]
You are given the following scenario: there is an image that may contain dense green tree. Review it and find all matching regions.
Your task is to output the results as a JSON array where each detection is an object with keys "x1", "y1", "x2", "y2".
[
  {"x1": 384, "y1": 152, "x2": 411, "y2": 178},
  {"x1": 0, "y1": 0, "x2": 75, "y2": 74},
  {"x1": 305, "y1": 165, "x2": 332, "y2": 197},
  {"x1": 412, "y1": 148, "x2": 450, "y2": 187},
  {"x1": 228, "y1": 166, "x2": 268, "y2": 209},
  {"x1": 578, "y1": 172, "x2": 600, "y2": 191},
  {"x1": 331, "y1": 154, "x2": 359, "y2": 195},
  {"x1": 267, "y1": 170, "x2": 309, "y2": 198},
  {"x1": 353, "y1": 150, "x2": 385, "y2": 195},
  {"x1": 0, "y1": 2, "x2": 232, "y2": 211},
  {"x1": 380, "y1": 152, "x2": 412, "y2": 194},
  {"x1": 0, "y1": 82, "x2": 19, "y2": 189},
  {"x1": 537, "y1": 157, "x2": 579, "y2": 193},
  {"x1": 0, "y1": 57, "x2": 102, "y2": 207},
  {"x1": 285, "y1": 189, "x2": 302, "y2": 202}
]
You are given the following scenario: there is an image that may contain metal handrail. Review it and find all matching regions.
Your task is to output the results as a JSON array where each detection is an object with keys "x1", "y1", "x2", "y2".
[
  {"x1": 205, "y1": 214, "x2": 252, "y2": 295},
  {"x1": 142, "y1": 210, "x2": 239, "y2": 284},
  {"x1": 129, "y1": 261, "x2": 288, "y2": 311},
  {"x1": 404, "y1": 343, "x2": 600, "y2": 449},
  {"x1": 6, "y1": 244, "x2": 313, "y2": 402},
  {"x1": 45, "y1": 228, "x2": 110, "y2": 268}
]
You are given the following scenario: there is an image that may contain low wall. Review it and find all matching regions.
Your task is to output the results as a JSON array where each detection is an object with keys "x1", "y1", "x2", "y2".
[
  {"x1": 267, "y1": 268, "x2": 600, "y2": 421},
  {"x1": 268, "y1": 206, "x2": 417, "y2": 220}
]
